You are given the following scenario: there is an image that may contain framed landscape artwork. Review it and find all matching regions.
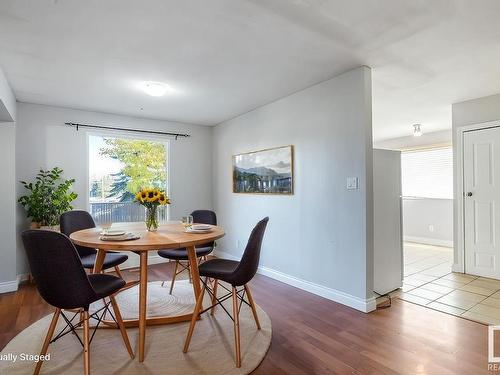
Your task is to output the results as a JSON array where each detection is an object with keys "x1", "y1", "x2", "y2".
[{"x1": 232, "y1": 145, "x2": 294, "y2": 194}]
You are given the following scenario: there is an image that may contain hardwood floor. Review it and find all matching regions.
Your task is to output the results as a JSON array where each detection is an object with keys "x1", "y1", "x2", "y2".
[{"x1": 0, "y1": 261, "x2": 496, "y2": 374}]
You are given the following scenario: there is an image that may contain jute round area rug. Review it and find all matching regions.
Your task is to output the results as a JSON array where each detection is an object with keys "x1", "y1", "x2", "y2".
[{"x1": 0, "y1": 280, "x2": 272, "y2": 375}]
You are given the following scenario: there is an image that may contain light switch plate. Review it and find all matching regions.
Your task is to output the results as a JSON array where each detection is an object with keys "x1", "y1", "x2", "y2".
[{"x1": 346, "y1": 177, "x2": 359, "y2": 190}]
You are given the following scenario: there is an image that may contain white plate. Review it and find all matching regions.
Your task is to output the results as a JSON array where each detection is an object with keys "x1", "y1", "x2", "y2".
[
  {"x1": 192, "y1": 224, "x2": 211, "y2": 230},
  {"x1": 99, "y1": 233, "x2": 141, "y2": 241},
  {"x1": 99, "y1": 230, "x2": 126, "y2": 236},
  {"x1": 185, "y1": 227, "x2": 213, "y2": 234}
]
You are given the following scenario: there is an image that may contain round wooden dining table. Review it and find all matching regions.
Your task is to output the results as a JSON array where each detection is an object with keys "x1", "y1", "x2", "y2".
[{"x1": 70, "y1": 221, "x2": 225, "y2": 362}]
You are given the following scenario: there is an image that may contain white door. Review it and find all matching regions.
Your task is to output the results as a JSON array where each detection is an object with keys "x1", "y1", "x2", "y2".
[{"x1": 464, "y1": 127, "x2": 500, "y2": 278}]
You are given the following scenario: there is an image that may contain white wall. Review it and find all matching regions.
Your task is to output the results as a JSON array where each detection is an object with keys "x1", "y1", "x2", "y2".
[
  {"x1": 373, "y1": 149, "x2": 402, "y2": 295},
  {"x1": 0, "y1": 67, "x2": 16, "y2": 122},
  {"x1": 403, "y1": 198, "x2": 453, "y2": 247},
  {"x1": 0, "y1": 123, "x2": 16, "y2": 289},
  {"x1": 212, "y1": 67, "x2": 375, "y2": 312},
  {"x1": 452, "y1": 93, "x2": 500, "y2": 271},
  {"x1": 0, "y1": 67, "x2": 17, "y2": 292},
  {"x1": 15, "y1": 103, "x2": 213, "y2": 275},
  {"x1": 452, "y1": 93, "x2": 500, "y2": 128}
]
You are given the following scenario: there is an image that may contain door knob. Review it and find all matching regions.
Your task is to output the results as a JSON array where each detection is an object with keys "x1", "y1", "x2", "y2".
[{"x1": 467, "y1": 192, "x2": 473, "y2": 197}]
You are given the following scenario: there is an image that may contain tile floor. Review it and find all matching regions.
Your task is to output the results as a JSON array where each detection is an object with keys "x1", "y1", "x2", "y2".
[{"x1": 390, "y1": 242, "x2": 500, "y2": 325}]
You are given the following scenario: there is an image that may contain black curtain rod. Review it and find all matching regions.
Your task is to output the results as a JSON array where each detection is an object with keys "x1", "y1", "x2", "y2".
[{"x1": 65, "y1": 122, "x2": 190, "y2": 139}]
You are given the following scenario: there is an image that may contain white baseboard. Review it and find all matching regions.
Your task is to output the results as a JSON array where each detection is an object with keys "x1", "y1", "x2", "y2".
[
  {"x1": 215, "y1": 250, "x2": 376, "y2": 313},
  {"x1": 12, "y1": 251, "x2": 377, "y2": 312},
  {"x1": 14, "y1": 256, "x2": 168, "y2": 284},
  {"x1": 0, "y1": 278, "x2": 19, "y2": 294},
  {"x1": 404, "y1": 236, "x2": 453, "y2": 248}
]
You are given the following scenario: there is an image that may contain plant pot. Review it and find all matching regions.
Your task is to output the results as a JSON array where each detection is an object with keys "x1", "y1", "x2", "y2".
[{"x1": 30, "y1": 222, "x2": 41, "y2": 229}]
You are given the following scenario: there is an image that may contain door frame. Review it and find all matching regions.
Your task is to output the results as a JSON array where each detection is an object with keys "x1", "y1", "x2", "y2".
[{"x1": 455, "y1": 120, "x2": 500, "y2": 274}]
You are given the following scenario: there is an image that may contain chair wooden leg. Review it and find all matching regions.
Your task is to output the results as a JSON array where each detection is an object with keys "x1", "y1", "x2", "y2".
[
  {"x1": 232, "y1": 287, "x2": 241, "y2": 368},
  {"x1": 161, "y1": 261, "x2": 170, "y2": 287},
  {"x1": 114, "y1": 266, "x2": 124, "y2": 280},
  {"x1": 183, "y1": 281, "x2": 207, "y2": 353},
  {"x1": 109, "y1": 295, "x2": 134, "y2": 359},
  {"x1": 244, "y1": 284, "x2": 261, "y2": 330},
  {"x1": 83, "y1": 310, "x2": 90, "y2": 375},
  {"x1": 92, "y1": 249, "x2": 106, "y2": 274},
  {"x1": 34, "y1": 309, "x2": 60, "y2": 375},
  {"x1": 211, "y1": 279, "x2": 218, "y2": 316},
  {"x1": 169, "y1": 261, "x2": 179, "y2": 295}
]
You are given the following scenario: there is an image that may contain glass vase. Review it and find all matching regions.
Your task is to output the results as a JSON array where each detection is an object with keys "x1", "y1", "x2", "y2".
[{"x1": 145, "y1": 206, "x2": 159, "y2": 232}]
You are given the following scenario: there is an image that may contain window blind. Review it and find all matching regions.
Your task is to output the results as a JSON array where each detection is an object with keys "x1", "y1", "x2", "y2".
[{"x1": 401, "y1": 147, "x2": 453, "y2": 199}]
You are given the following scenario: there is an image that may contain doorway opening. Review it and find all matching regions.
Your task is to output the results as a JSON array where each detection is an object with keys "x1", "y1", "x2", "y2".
[
  {"x1": 401, "y1": 147, "x2": 454, "y2": 283},
  {"x1": 397, "y1": 147, "x2": 462, "y2": 312}
]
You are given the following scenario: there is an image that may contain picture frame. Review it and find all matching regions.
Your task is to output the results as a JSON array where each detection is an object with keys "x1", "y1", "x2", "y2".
[{"x1": 232, "y1": 145, "x2": 294, "y2": 195}]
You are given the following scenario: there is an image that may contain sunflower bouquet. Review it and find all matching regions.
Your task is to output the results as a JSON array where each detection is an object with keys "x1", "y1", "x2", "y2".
[{"x1": 135, "y1": 188, "x2": 170, "y2": 231}]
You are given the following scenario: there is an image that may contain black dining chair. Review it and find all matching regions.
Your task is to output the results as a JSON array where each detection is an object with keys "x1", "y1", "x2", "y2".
[
  {"x1": 183, "y1": 217, "x2": 269, "y2": 368},
  {"x1": 21, "y1": 230, "x2": 134, "y2": 375},
  {"x1": 60, "y1": 210, "x2": 128, "y2": 276},
  {"x1": 158, "y1": 210, "x2": 217, "y2": 294}
]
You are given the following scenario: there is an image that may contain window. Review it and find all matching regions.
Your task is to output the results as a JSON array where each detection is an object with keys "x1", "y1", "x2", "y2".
[
  {"x1": 88, "y1": 134, "x2": 169, "y2": 223},
  {"x1": 401, "y1": 147, "x2": 453, "y2": 199}
]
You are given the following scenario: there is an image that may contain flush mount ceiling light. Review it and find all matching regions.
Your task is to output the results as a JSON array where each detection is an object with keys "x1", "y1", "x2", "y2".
[
  {"x1": 413, "y1": 124, "x2": 423, "y2": 137},
  {"x1": 138, "y1": 81, "x2": 173, "y2": 97}
]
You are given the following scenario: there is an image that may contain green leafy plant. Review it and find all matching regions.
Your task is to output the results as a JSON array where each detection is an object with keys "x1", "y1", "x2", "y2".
[
  {"x1": 18, "y1": 167, "x2": 78, "y2": 226},
  {"x1": 99, "y1": 138, "x2": 167, "y2": 201}
]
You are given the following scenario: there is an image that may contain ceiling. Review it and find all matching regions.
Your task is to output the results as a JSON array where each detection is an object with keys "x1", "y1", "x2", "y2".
[{"x1": 1, "y1": 0, "x2": 500, "y2": 140}]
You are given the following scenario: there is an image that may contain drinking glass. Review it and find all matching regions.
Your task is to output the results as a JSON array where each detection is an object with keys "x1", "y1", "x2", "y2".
[
  {"x1": 101, "y1": 221, "x2": 112, "y2": 235},
  {"x1": 181, "y1": 215, "x2": 193, "y2": 229}
]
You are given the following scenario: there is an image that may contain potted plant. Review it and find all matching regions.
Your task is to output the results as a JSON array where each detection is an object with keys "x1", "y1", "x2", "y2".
[{"x1": 18, "y1": 167, "x2": 78, "y2": 230}]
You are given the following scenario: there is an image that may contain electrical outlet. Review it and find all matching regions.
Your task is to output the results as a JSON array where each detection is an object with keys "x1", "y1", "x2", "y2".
[
  {"x1": 236, "y1": 239, "x2": 242, "y2": 249},
  {"x1": 428, "y1": 225, "x2": 434, "y2": 233}
]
